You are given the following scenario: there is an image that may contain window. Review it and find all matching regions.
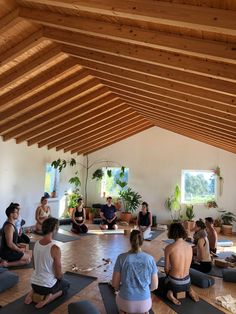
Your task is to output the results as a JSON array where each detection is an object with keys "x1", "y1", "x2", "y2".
[
  {"x1": 181, "y1": 170, "x2": 216, "y2": 204},
  {"x1": 44, "y1": 163, "x2": 60, "y2": 197},
  {"x1": 101, "y1": 167, "x2": 129, "y2": 198}
]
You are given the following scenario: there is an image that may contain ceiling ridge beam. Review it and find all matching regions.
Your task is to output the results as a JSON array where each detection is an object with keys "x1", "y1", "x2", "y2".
[{"x1": 0, "y1": 8, "x2": 21, "y2": 34}]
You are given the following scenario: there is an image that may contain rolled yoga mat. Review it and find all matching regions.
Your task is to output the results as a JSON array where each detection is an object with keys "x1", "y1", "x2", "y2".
[
  {"x1": 156, "y1": 257, "x2": 223, "y2": 278},
  {"x1": 153, "y1": 289, "x2": 225, "y2": 314},
  {"x1": 0, "y1": 271, "x2": 97, "y2": 314},
  {"x1": 98, "y1": 283, "x2": 154, "y2": 314}
]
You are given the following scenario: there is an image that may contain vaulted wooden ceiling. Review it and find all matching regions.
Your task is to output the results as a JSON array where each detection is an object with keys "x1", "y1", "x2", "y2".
[{"x1": 0, "y1": 0, "x2": 236, "y2": 155}]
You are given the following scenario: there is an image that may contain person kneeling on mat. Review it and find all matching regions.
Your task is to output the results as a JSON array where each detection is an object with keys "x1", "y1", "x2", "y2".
[
  {"x1": 25, "y1": 217, "x2": 70, "y2": 308},
  {"x1": 158, "y1": 223, "x2": 199, "y2": 305},
  {"x1": 100, "y1": 196, "x2": 118, "y2": 230}
]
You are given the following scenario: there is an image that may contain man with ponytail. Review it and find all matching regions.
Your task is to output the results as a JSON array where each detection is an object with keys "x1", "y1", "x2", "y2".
[{"x1": 112, "y1": 229, "x2": 158, "y2": 314}]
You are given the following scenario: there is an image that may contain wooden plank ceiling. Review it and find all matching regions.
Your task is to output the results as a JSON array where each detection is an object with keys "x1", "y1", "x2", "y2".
[{"x1": 0, "y1": 0, "x2": 236, "y2": 155}]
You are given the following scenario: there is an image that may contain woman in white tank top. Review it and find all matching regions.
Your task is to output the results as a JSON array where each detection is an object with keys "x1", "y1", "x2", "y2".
[{"x1": 25, "y1": 218, "x2": 69, "y2": 309}]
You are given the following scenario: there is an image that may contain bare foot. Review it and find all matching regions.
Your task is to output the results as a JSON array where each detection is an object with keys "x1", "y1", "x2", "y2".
[
  {"x1": 0, "y1": 260, "x2": 8, "y2": 267},
  {"x1": 189, "y1": 287, "x2": 199, "y2": 302},
  {"x1": 35, "y1": 294, "x2": 52, "y2": 309},
  {"x1": 24, "y1": 291, "x2": 33, "y2": 305},
  {"x1": 167, "y1": 290, "x2": 181, "y2": 305}
]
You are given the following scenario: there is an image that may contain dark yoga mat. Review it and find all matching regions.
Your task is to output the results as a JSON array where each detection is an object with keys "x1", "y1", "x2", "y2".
[
  {"x1": 99, "y1": 283, "x2": 154, "y2": 314},
  {"x1": 145, "y1": 230, "x2": 164, "y2": 241},
  {"x1": 153, "y1": 290, "x2": 225, "y2": 314},
  {"x1": 156, "y1": 257, "x2": 223, "y2": 278},
  {"x1": 0, "y1": 271, "x2": 97, "y2": 314},
  {"x1": 53, "y1": 232, "x2": 80, "y2": 243}
]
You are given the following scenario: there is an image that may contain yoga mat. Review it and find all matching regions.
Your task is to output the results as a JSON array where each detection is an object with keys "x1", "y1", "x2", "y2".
[
  {"x1": 153, "y1": 290, "x2": 225, "y2": 314},
  {"x1": 0, "y1": 271, "x2": 97, "y2": 314},
  {"x1": 156, "y1": 257, "x2": 165, "y2": 267},
  {"x1": 87, "y1": 229, "x2": 124, "y2": 235},
  {"x1": 53, "y1": 232, "x2": 80, "y2": 243},
  {"x1": 162, "y1": 239, "x2": 193, "y2": 246},
  {"x1": 145, "y1": 230, "x2": 164, "y2": 241},
  {"x1": 99, "y1": 283, "x2": 154, "y2": 314},
  {"x1": 216, "y1": 251, "x2": 236, "y2": 259},
  {"x1": 217, "y1": 240, "x2": 234, "y2": 247}
]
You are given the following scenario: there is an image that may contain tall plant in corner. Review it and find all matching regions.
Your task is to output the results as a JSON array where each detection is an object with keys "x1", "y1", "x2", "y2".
[{"x1": 165, "y1": 184, "x2": 182, "y2": 222}]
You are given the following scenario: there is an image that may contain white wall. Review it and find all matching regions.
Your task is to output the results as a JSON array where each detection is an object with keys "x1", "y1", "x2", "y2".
[
  {"x1": 87, "y1": 127, "x2": 236, "y2": 224},
  {"x1": 0, "y1": 138, "x2": 84, "y2": 226}
]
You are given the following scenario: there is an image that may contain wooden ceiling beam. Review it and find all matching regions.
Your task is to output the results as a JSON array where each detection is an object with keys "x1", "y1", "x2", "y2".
[
  {"x1": 81, "y1": 125, "x2": 153, "y2": 155},
  {"x1": 63, "y1": 47, "x2": 236, "y2": 101},
  {"x1": 57, "y1": 114, "x2": 142, "y2": 151},
  {"x1": 31, "y1": 101, "x2": 127, "y2": 146},
  {"x1": 19, "y1": 7, "x2": 236, "y2": 64},
  {"x1": 0, "y1": 44, "x2": 63, "y2": 92},
  {"x1": 0, "y1": 9, "x2": 20, "y2": 34},
  {"x1": 90, "y1": 69, "x2": 236, "y2": 116},
  {"x1": 17, "y1": 0, "x2": 236, "y2": 40},
  {"x1": 12, "y1": 92, "x2": 119, "y2": 143},
  {"x1": 2, "y1": 86, "x2": 109, "y2": 142},
  {"x1": 129, "y1": 105, "x2": 236, "y2": 146},
  {"x1": 0, "y1": 57, "x2": 78, "y2": 108},
  {"x1": 0, "y1": 73, "x2": 95, "y2": 133},
  {"x1": 0, "y1": 28, "x2": 44, "y2": 67},
  {"x1": 44, "y1": 27, "x2": 236, "y2": 82},
  {"x1": 46, "y1": 108, "x2": 135, "y2": 149},
  {"x1": 106, "y1": 82, "x2": 236, "y2": 122},
  {"x1": 73, "y1": 121, "x2": 152, "y2": 154},
  {"x1": 143, "y1": 115, "x2": 236, "y2": 154},
  {"x1": 111, "y1": 92, "x2": 236, "y2": 131}
]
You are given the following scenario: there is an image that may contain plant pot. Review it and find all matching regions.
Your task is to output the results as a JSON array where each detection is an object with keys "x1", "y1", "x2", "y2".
[
  {"x1": 121, "y1": 212, "x2": 132, "y2": 224},
  {"x1": 183, "y1": 220, "x2": 195, "y2": 232},
  {"x1": 89, "y1": 212, "x2": 95, "y2": 221},
  {"x1": 214, "y1": 226, "x2": 221, "y2": 234},
  {"x1": 222, "y1": 224, "x2": 233, "y2": 235}
]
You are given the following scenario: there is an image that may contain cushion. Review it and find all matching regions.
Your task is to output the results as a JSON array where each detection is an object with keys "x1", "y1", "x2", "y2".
[
  {"x1": 0, "y1": 269, "x2": 19, "y2": 293},
  {"x1": 68, "y1": 300, "x2": 100, "y2": 314},
  {"x1": 190, "y1": 268, "x2": 215, "y2": 288},
  {"x1": 222, "y1": 269, "x2": 236, "y2": 282}
]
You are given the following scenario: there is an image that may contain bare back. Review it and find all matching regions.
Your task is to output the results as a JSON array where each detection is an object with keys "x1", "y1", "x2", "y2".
[
  {"x1": 207, "y1": 227, "x2": 217, "y2": 251},
  {"x1": 165, "y1": 239, "x2": 192, "y2": 278}
]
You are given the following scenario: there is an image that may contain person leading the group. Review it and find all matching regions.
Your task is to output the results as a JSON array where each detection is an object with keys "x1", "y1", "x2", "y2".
[
  {"x1": 100, "y1": 196, "x2": 118, "y2": 230},
  {"x1": 25, "y1": 217, "x2": 70, "y2": 308},
  {"x1": 137, "y1": 201, "x2": 152, "y2": 240},
  {"x1": 71, "y1": 198, "x2": 88, "y2": 233},
  {"x1": 112, "y1": 229, "x2": 158, "y2": 314}
]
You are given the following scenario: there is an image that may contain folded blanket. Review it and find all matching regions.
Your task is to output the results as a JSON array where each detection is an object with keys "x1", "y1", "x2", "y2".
[{"x1": 216, "y1": 295, "x2": 236, "y2": 314}]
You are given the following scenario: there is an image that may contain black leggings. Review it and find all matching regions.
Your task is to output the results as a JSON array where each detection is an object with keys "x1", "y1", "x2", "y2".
[
  {"x1": 191, "y1": 261, "x2": 212, "y2": 273},
  {"x1": 32, "y1": 278, "x2": 70, "y2": 295}
]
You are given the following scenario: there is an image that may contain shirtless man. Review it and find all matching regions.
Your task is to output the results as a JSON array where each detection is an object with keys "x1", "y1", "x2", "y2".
[
  {"x1": 161, "y1": 223, "x2": 199, "y2": 305},
  {"x1": 205, "y1": 217, "x2": 218, "y2": 254}
]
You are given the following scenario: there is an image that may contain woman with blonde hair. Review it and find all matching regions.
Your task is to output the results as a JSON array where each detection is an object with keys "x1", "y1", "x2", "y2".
[{"x1": 112, "y1": 230, "x2": 158, "y2": 314}]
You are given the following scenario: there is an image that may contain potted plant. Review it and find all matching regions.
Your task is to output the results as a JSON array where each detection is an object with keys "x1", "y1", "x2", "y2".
[
  {"x1": 220, "y1": 211, "x2": 236, "y2": 235},
  {"x1": 119, "y1": 187, "x2": 142, "y2": 224},
  {"x1": 214, "y1": 217, "x2": 222, "y2": 234},
  {"x1": 88, "y1": 207, "x2": 97, "y2": 221},
  {"x1": 165, "y1": 184, "x2": 182, "y2": 222},
  {"x1": 184, "y1": 204, "x2": 195, "y2": 231},
  {"x1": 206, "y1": 200, "x2": 218, "y2": 209}
]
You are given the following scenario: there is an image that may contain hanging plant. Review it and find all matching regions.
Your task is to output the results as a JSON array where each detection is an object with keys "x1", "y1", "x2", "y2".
[{"x1": 92, "y1": 169, "x2": 104, "y2": 181}]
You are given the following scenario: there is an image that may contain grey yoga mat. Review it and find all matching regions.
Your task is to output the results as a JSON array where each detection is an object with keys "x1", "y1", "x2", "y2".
[
  {"x1": 52, "y1": 232, "x2": 80, "y2": 243},
  {"x1": 98, "y1": 283, "x2": 154, "y2": 314},
  {"x1": 156, "y1": 257, "x2": 223, "y2": 278},
  {"x1": 145, "y1": 230, "x2": 165, "y2": 241},
  {"x1": 153, "y1": 290, "x2": 225, "y2": 314},
  {"x1": 0, "y1": 271, "x2": 97, "y2": 314}
]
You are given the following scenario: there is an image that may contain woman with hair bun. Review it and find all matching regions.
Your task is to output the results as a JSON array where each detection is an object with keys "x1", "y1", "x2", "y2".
[{"x1": 112, "y1": 230, "x2": 158, "y2": 314}]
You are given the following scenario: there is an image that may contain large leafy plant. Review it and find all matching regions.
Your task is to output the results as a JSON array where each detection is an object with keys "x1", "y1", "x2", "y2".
[
  {"x1": 165, "y1": 184, "x2": 182, "y2": 221},
  {"x1": 119, "y1": 187, "x2": 142, "y2": 213},
  {"x1": 220, "y1": 211, "x2": 236, "y2": 225}
]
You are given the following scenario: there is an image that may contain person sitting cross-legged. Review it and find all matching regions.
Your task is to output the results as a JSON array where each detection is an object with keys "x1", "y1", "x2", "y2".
[
  {"x1": 138, "y1": 201, "x2": 152, "y2": 240},
  {"x1": 100, "y1": 196, "x2": 118, "y2": 230},
  {"x1": 205, "y1": 217, "x2": 218, "y2": 255},
  {"x1": 24, "y1": 217, "x2": 70, "y2": 309},
  {"x1": 71, "y1": 198, "x2": 88, "y2": 234},
  {"x1": 158, "y1": 223, "x2": 199, "y2": 305}
]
